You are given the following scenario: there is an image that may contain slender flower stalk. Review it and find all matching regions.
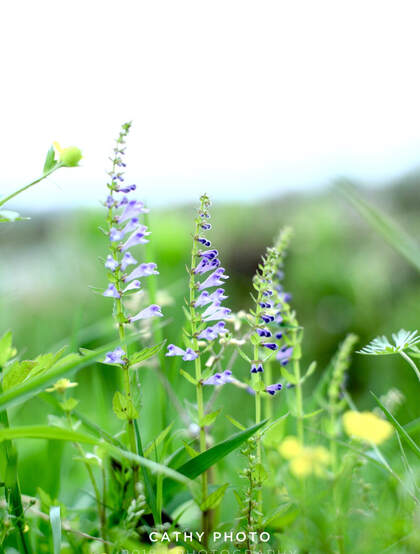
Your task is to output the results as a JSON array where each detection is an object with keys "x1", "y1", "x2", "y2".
[
  {"x1": 101, "y1": 123, "x2": 162, "y2": 493},
  {"x1": 166, "y1": 194, "x2": 232, "y2": 546}
]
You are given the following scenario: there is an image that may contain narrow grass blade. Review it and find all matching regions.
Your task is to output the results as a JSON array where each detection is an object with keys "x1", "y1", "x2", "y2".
[
  {"x1": 134, "y1": 420, "x2": 158, "y2": 525},
  {"x1": 339, "y1": 181, "x2": 420, "y2": 272},
  {"x1": 49, "y1": 506, "x2": 61, "y2": 554},
  {"x1": 371, "y1": 392, "x2": 420, "y2": 460},
  {"x1": 0, "y1": 425, "x2": 193, "y2": 488}
]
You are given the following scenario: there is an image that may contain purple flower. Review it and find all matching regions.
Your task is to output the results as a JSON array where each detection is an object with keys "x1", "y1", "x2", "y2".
[
  {"x1": 203, "y1": 370, "x2": 233, "y2": 386},
  {"x1": 202, "y1": 302, "x2": 231, "y2": 322},
  {"x1": 125, "y1": 263, "x2": 159, "y2": 282},
  {"x1": 130, "y1": 304, "x2": 162, "y2": 321},
  {"x1": 104, "y1": 347, "x2": 126, "y2": 364},
  {"x1": 121, "y1": 228, "x2": 150, "y2": 251},
  {"x1": 262, "y1": 342, "x2": 278, "y2": 351},
  {"x1": 256, "y1": 328, "x2": 272, "y2": 338},
  {"x1": 166, "y1": 344, "x2": 186, "y2": 357},
  {"x1": 276, "y1": 346, "x2": 293, "y2": 366},
  {"x1": 165, "y1": 344, "x2": 198, "y2": 361},
  {"x1": 196, "y1": 237, "x2": 211, "y2": 247},
  {"x1": 194, "y1": 257, "x2": 220, "y2": 275},
  {"x1": 122, "y1": 217, "x2": 141, "y2": 234},
  {"x1": 117, "y1": 200, "x2": 149, "y2": 223},
  {"x1": 115, "y1": 184, "x2": 137, "y2": 193},
  {"x1": 197, "y1": 321, "x2": 226, "y2": 341},
  {"x1": 120, "y1": 252, "x2": 138, "y2": 271},
  {"x1": 266, "y1": 383, "x2": 283, "y2": 395},
  {"x1": 109, "y1": 227, "x2": 126, "y2": 242},
  {"x1": 198, "y1": 268, "x2": 229, "y2": 291},
  {"x1": 194, "y1": 288, "x2": 227, "y2": 308},
  {"x1": 201, "y1": 223, "x2": 212, "y2": 230},
  {"x1": 105, "y1": 255, "x2": 119, "y2": 271},
  {"x1": 199, "y1": 249, "x2": 218, "y2": 260},
  {"x1": 275, "y1": 331, "x2": 283, "y2": 340},
  {"x1": 123, "y1": 280, "x2": 141, "y2": 293},
  {"x1": 103, "y1": 284, "x2": 121, "y2": 298},
  {"x1": 183, "y1": 348, "x2": 198, "y2": 361},
  {"x1": 262, "y1": 290, "x2": 273, "y2": 297},
  {"x1": 117, "y1": 196, "x2": 129, "y2": 207},
  {"x1": 251, "y1": 362, "x2": 264, "y2": 373},
  {"x1": 261, "y1": 313, "x2": 275, "y2": 324}
]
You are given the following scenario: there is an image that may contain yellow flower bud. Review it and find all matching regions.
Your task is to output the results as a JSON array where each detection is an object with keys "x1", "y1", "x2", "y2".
[{"x1": 53, "y1": 142, "x2": 82, "y2": 167}]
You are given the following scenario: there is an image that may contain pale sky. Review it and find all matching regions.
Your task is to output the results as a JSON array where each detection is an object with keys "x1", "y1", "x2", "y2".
[{"x1": 2, "y1": 0, "x2": 420, "y2": 210}]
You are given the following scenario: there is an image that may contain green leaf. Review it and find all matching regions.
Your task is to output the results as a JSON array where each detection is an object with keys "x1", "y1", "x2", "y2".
[
  {"x1": 200, "y1": 483, "x2": 229, "y2": 511},
  {"x1": 262, "y1": 413, "x2": 289, "y2": 448},
  {"x1": 59, "y1": 398, "x2": 79, "y2": 412},
  {"x1": 0, "y1": 210, "x2": 30, "y2": 223},
  {"x1": 0, "y1": 331, "x2": 15, "y2": 366},
  {"x1": 112, "y1": 391, "x2": 138, "y2": 420},
  {"x1": 180, "y1": 369, "x2": 197, "y2": 385},
  {"x1": 3, "y1": 348, "x2": 67, "y2": 391},
  {"x1": 237, "y1": 348, "x2": 252, "y2": 364},
  {"x1": 371, "y1": 392, "x2": 420, "y2": 460},
  {"x1": 280, "y1": 366, "x2": 297, "y2": 384},
  {"x1": 43, "y1": 147, "x2": 57, "y2": 174},
  {"x1": 252, "y1": 462, "x2": 268, "y2": 483},
  {"x1": 225, "y1": 414, "x2": 245, "y2": 431},
  {"x1": 176, "y1": 420, "x2": 268, "y2": 480},
  {"x1": 129, "y1": 341, "x2": 166, "y2": 366},
  {"x1": 302, "y1": 361, "x2": 317, "y2": 382},
  {"x1": 200, "y1": 409, "x2": 221, "y2": 427},
  {"x1": 50, "y1": 506, "x2": 61, "y2": 554},
  {"x1": 0, "y1": 335, "x2": 140, "y2": 411},
  {"x1": 339, "y1": 181, "x2": 420, "y2": 272}
]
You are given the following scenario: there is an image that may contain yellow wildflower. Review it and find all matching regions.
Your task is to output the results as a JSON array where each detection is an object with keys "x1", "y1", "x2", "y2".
[
  {"x1": 279, "y1": 436, "x2": 330, "y2": 478},
  {"x1": 278, "y1": 436, "x2": 302, "y2": 459},
  {"x1": 46, "y1": 378, "x2": 78, "y2": 394},
  {"x1": 342, "y1": 410, "x2": 393, "y2": 445},
  {"x1": 53, "y1": 142, "x2": 82, "y2": 167}
]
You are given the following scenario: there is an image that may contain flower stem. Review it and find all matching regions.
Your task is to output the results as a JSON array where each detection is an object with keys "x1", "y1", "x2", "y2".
[
  {"x1": 0, "y1": 165, "x2": 62, "y2": 208},
  {"x1": 400, "y1": 351, "x2": 420, "y2": 381}
]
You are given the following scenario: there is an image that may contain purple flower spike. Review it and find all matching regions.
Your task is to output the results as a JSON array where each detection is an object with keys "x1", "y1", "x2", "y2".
[
  {"x1": 196, "y1": 237, "x2": 211, "y2": 247},
  {"x1": 277, "y1": 346, "x2": 293, "y2": 365},
  {"x1": 120, "y1": 252, "x2": 138, "y2": 271},
  {"x1": 251, "y1": 362, "x2": 264, "y2": 373},
  {"x1": 198, "y1": 268, "x2": 229, "y2": 291},
  {"x1": 182, "y1": 348, "x2": 198, "y2": 361},
  {"x1": 103, "y1": 284, "x2": 121, "y2": 298},
  {"x1": 105, "y1": 255, "x2": 119, "y2": 271},
  {"x1": 203, "y1": 369, "x2": 233, "y2": 385},
  {"x1": 109, "y1": 227, "x2": 126, "y2": 242},
  {"x1": 194, "y1": 257, "x2": 220, "y2": 275},
  {"x1": 123, "y1": 280, "x2": 141, "y2": 293},
  {"x1": 194, "y1": 291, "x2": 211, "y2": 307},
  {"x1": 130, "y1": 304, "x2": 163, "y2": 321},
  {"x1": 197, "y1": 322, "x2": 225, "y2": 341},
  {"x1": 104, "y1": 347, "x2": 126, "y2": 364},
  {"x1": 262, "y1": 342, "x2": 278, "y2": 351},
  {"x1": 125, "y1": 263, "x2": 159, "y2": 282},
  {"x1": 166, "y1": 344, "x2": 186, "y2": 357},
  {"x1": 203, "y1": 306, "x2": 231, "y2": 322},
  {"x1": 266, "y1": 383, "x2": 283, "y2": 395}
]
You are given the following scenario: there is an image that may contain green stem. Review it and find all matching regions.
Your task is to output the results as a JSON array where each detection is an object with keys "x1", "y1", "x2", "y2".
[
  {"x1": 0, "y1": 382, "x2": 31, "y2": 554},
  {"x1": 400, "y1": 351, "x2": 420, "y2": 382},
  {"x1": 0, "y1": 165, "x2": 62, "y2": 208},
  {"x1": 264, "y1": 360, "x2": 273, "y2": 420}
]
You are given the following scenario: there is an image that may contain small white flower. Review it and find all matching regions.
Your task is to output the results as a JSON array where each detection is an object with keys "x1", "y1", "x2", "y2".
[{"x1": 358, "y1": 329, "x2": 420, "y2": 355}]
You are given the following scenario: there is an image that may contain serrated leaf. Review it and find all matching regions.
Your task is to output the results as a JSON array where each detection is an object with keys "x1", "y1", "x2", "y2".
[
  {"x1": 180, "y1": 369, "x2": 197, "y2": 385},
  {"x1": 129, "y1": 341, "x2": 166, "y2": 366},
  {"x1": 43, "y1": 146, "x2": 58, "y2": 174},
  {"x1": 112, "y1": 391, "x2": 138, "y2": 420},
  {"x1": 200, "y1": 409, "x2": 221, "y2": 427},
  {"x1": 200, "y1": 483, "x2": 229, "y2": 511}
]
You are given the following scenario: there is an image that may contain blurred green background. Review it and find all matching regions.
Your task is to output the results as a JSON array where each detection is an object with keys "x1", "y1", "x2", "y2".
[{"x1": 1, "y1": 179, "x2": 419, "y2": 512}]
